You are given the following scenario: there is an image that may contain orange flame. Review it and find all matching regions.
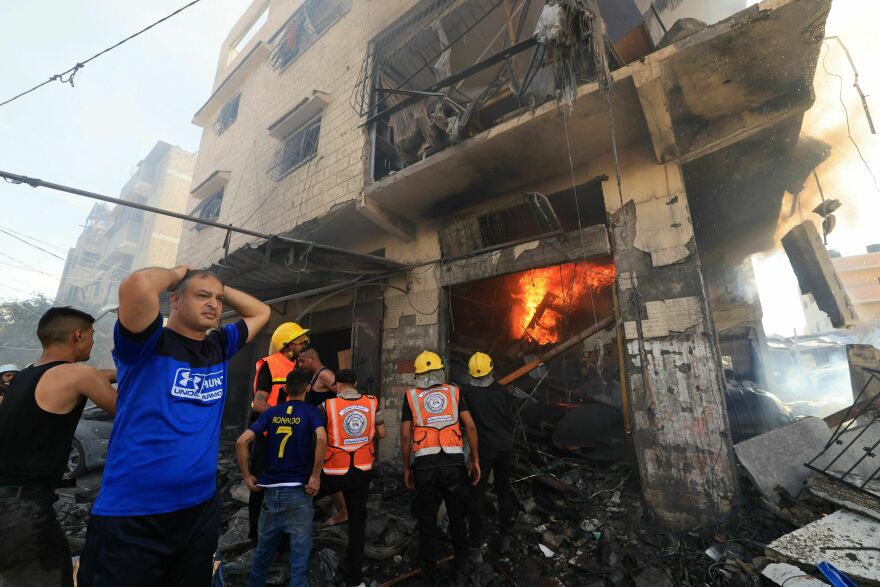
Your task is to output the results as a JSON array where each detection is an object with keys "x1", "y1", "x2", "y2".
[{"x1": 510, "y1": 261, "x2": 616, "y2": 344}]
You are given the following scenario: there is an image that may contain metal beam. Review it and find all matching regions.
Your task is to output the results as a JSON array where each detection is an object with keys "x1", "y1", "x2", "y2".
[
  {"x1": 365, "y1": 37, "x2": 538, "y2": 125},
  {"x1": 0, "y1": 170, "x2": 404, "y2": 270}
]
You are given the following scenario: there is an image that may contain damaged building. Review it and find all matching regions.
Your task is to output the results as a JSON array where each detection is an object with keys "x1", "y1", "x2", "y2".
[{"x1": 177, "y1": 0, "x2": 843, "y2": 533}]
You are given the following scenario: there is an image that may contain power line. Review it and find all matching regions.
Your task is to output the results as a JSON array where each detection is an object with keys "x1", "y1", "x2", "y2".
[
  {"x1": 821, "y1": 42, "x2": 880, "y2": 192},
  {"x1": 0, "y1": 0, "x2": 205, "y2": 109},
  {"x1": 0, "y1": 170, "x2": 399, "y2": 269},
  {"x1": 0, "y1": 225, "x2": 69, "y2": 254},
  {"x1": 0, "y1": 227, "x2": 66, "y2": 261}
]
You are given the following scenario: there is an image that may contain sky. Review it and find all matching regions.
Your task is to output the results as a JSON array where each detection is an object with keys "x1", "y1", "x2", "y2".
[
  {"x1": 0, "y1": 0, "x2": 876, "y2": 339},
  {"x1": 0, "y1": 0, "x2": 252, "y2": 303}
]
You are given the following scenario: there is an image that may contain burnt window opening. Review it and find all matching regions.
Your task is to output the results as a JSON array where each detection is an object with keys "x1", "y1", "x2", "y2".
[
  {"x1": 359, "y1": 0, "x2": 625, "y2": 182},
  {"x1": 267, "y1": 115, "x2": 321, "y2": 181},
  {"x1": 545, "y1": 178, "x2": 608, "y2": 232},
  {"x1": 446, "y1": 258, "x2": 619, "y2": 441},
  {"x1": 268, "y1": 0, "x2": 352, "y2": 72},
  {"x1": 476, "y1": 193, "x2": 562, "y2": 247},
  {"x1": 213, "y1": 93, "x2": 241, "y2": 135},
  {"x1": 188, "y1": 188, "x2": 224, "y2": 230}
]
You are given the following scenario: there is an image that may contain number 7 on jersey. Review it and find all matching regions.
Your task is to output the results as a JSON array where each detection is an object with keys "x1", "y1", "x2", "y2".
[{"x1": 276, "y1": 425, "x2": 293, "y2": 457}]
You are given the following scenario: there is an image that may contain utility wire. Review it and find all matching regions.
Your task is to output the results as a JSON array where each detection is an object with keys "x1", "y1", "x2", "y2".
[
  {"x1": 0, "y1": 227, "x2": 66, "y2": 261},
  {"x1": 820, "y1": 43, "x2": 880, "y2": 192},
  {"x1": 0, "y1": 0, "x2": 205, "y2": 109}
]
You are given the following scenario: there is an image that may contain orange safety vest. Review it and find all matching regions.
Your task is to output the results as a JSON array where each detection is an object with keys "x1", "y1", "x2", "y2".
[
  {"x1": 323, "y1": 394, "x2": 378, "y2": 475},
  {"x1": 253, "y1": 352, "x2": 296, "y2": 408},
  {"x1": 405, "y1": 384, "x2": 463, "y2": 458}
]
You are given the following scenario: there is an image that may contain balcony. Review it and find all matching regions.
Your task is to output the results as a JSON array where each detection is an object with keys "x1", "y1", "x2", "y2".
[
  {"x1": 100, "y1": 220, "x2": 141, "y2": 266},
  {"x1": 363, "y1": 0, "x2": 831, "y2": 226}
]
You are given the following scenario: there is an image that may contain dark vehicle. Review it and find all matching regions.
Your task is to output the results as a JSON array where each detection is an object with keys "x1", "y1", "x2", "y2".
[{"x1": 67, "y1": 401, "x2": 113, "y2": 478}]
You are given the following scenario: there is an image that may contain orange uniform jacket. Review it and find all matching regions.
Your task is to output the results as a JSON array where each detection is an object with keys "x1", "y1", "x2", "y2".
[
  {"x1": 405, "y1": 384, "x2": 464, "y2": 458},
  {"x1": 323, "y1": 394, "x2": 378, "y2": 475},
  {"x1": 253, "y1": 352, "x2": 296, "y2": 408}
]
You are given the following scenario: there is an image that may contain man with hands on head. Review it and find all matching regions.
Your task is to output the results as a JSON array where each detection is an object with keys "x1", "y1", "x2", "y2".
[
  {"x1": 78, "y1": 265, "x2": 270, "y2": 587},
  {"x1": 235, "y1": 368, "x2": 327, "y2": 587}
]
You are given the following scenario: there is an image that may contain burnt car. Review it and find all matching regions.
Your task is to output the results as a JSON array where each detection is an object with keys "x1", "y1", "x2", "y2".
[{"x1": 67, "y1": 401, "x2": 113, "y2": 478}]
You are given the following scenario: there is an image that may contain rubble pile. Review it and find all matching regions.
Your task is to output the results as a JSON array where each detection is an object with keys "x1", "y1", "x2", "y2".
[{"x1": 55, "y1": 416, "x2": 879, "y2": 586}]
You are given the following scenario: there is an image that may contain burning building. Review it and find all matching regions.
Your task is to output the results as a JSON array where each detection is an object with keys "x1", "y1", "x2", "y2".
[{"x1": 177, "y1": 0, "x2": 836, "y2": 529}]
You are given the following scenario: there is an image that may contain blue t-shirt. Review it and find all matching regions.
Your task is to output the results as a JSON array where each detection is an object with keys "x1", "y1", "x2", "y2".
[
  {"x1": 249, "y1": 400, "x2": 324, "y2": 486},
  {"x1": 92, "y1": 314, "x2": 248, "y2": 516}
]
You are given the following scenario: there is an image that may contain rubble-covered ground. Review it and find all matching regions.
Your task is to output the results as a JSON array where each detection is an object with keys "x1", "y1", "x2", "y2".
[{"x1": 55, "y1": 424, "x2": 836, "y2": 586}]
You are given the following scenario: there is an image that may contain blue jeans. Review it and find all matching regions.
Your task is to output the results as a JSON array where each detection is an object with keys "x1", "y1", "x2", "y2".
[{"x1": 248, "y1": 486, "x2": 313, "y2": 587}]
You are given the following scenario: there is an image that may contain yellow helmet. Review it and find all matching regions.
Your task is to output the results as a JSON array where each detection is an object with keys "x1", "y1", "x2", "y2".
[
  {"x1": 468, "y1": 352, "x2": 493, "y2": 378},
  {"x1": 271, "y1": 322, "x2": 310, "y2": 352},
  {"x1": 414, "y1": 350, "x2": 444, "y2": 374}
]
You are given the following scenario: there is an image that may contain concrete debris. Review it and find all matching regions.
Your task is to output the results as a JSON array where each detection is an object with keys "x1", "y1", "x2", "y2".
[
  {"x1": 766, "y1": 509, "x2": 880, "y2": 584},
  {"x1": 539, "y1": 544, "x2": 555, "y2": 558},
  {"x1": 733, "y1": 417, "x2": 830, "y2": 505},
  {"x1": 807, "y1": 472, "x2": 880, "y2": 521},
  {"x1": 761, "y1": 562, "x2": 830, "y2": 586},
  {"x1": 782, "y1": 221, "x2": 857, "y2": 328},
  {"x1": 229, "y1": 482, "x2": 250, "y2": 504}
]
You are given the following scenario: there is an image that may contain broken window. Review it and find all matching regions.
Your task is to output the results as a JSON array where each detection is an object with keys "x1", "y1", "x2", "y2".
[
  {"x1": 188, "y1": 188, "x2": 224, "y2": 230},
  {"x1": 213, "y1": 93, "x2": 241, "y2": 135},
  {"x1": 267, "y1": 115, "x2": 321, "y2": 181},
  {"x1": 358, "y1": 0, "x2": 626, "y2": 181},
  {"x1": 268, "y1": 0, "x2": 352, "y2": 71}
]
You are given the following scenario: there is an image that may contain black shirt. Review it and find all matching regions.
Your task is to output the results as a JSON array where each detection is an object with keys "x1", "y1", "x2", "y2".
[
  {"x1": 401, "y1": 384, "x2": 470, "y2": 469},
  {"x1": 0, "y1": 362, "x2": 86, "y2": 485},
  {"x1": 461, "y1": 381, "x2": 514, "y2": 455}
]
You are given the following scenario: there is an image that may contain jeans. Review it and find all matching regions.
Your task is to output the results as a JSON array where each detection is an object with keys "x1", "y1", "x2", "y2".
[
  {"x1": 468, "y1": 451, "x2": 513, "y2": 547},
  {"x1": 413, "y1": 465, "x2": 469, "y2": 578},
  {"x1": 248, "y1": 486, "x2": 312, "y2": 587},
  {"x1": 0, "y1": 488, "x2": 72, "y2": 587},
  {"x1": 317, "y1": 470, "x2": 371, "y2": 586}
]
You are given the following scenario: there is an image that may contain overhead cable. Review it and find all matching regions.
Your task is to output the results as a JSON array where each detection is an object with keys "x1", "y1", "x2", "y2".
[{"x1": 0, "y1": 0, "x2": 205, "y2": 109}]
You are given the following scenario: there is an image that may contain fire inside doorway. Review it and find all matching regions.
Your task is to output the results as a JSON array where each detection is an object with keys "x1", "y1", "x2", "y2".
[{"x1": 447, "y1": 257, "x2": 628, "y2": 460}]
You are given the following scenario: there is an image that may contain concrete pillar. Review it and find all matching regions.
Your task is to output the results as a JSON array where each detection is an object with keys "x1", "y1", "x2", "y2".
[
  {"x1": 607, "y1": 152, "x2": 739, "y2": 529},
  {"x1": 377, "y1": 228, "x2": 444, "y2": 464}
]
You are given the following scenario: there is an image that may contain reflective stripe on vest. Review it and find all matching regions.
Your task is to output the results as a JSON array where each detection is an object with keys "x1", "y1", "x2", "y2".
[
  {"x1": 323, "y1": 394, "x2": 378, "y2": 475},
  {"x1": 253, "y1": 352, "x2": 296, "y2": 408},
  {"x1": 405, "y1": 385, "x2": 463, "y2": 458}
]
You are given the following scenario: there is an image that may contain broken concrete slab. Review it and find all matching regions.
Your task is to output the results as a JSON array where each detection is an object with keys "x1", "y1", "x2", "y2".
[
  {"x1": 766, "y1": 509, "x2": 880, "y2": 585},
  {"x1": 781, "y1": 221, "x2": 857, "y2": 328},
  {"x1": 807, "y1": 473, "x2": 880, "y2": 522},
  {"x1": 733, "y1": 417, "x2": 830, "y2": 504},
  {"x1": 762, "y1": 562, "x2": 829, "y2": 586}
]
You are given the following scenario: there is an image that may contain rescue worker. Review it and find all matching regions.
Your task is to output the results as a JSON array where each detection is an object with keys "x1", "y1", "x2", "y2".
[
  {"x1": 249, "y1": 322, "x2": 310, "y2": 543},
  {"x1": 0, "y1": 364, "x2": 19, "y2": 404},
  {"x1": 462, "y1": 352, "x2": 515, "y2": 559},
  {"x1": 317, "y1": 369, "x2": 385, "y2": 587},
  {"x1": 0, "y1": 308, "x2": 116, "y2": 586},
  {"x1": 299, "y1": 346, "x2": 348, "y2": 525},
  {"x1": 401, "y1": 351, "x2": 481, "y2": 583}
]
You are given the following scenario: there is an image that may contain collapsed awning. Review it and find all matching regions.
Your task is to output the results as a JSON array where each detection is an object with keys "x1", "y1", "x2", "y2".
[{"x1": 209, "y1": 201, "x2": 405, "y2": 301}]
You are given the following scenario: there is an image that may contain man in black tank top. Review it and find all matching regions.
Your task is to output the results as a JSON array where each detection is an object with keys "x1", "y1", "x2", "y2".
[
  {"x1": 300, "y1": 347, "x2": 337, "y2": 406},
  {"x1": 0, "y1": 307, "x2": 118, "y2": 586}
]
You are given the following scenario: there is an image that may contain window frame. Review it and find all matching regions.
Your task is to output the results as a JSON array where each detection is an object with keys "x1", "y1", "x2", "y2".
[{"x1": 267, "y1": 114, "x2": 322, "y2": 182}]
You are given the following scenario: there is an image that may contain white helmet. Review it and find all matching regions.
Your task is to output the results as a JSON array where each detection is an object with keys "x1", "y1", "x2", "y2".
[{"x1": 0, "y1": 364, "x2": 19, "y2": 374}]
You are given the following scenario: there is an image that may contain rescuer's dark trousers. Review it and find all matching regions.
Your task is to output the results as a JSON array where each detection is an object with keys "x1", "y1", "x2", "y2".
[
  {"x1": 468, "y1": 450, "x2": 513, "y2": 547},
  {"x1": 317, "y1": 469, "x2": 371, "y2": 586},
  {"x1": 413, "y1": 464, "x2": 469, "y2": 579}
]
